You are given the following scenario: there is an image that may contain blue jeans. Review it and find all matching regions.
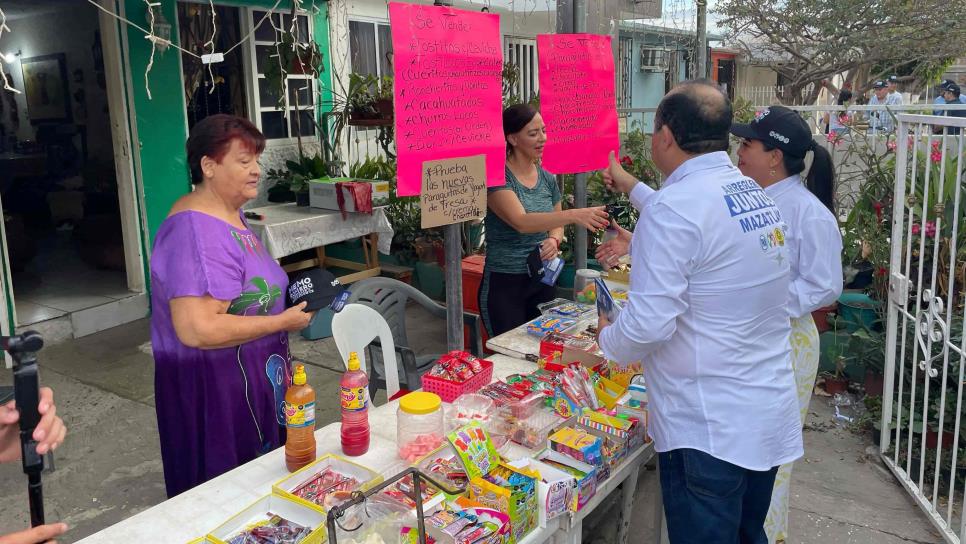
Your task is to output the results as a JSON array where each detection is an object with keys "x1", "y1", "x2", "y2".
[{"x1": 659, "y1": 449, "x2": 779, "y2": 544}]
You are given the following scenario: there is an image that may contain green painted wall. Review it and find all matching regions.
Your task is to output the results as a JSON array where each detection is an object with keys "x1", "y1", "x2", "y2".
[
  {"x1": 122, "y1": 0, "x2": 190, "y2": 245},
  {"x1": 122, "y1": 0, "x2": 332, "y2": 245}
]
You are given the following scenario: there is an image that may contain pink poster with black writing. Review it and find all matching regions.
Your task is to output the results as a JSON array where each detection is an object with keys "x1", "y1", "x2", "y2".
[
  {"x1": 389, "y1": 2, "x2": 505, "y2": 196},
  {"x1": 538, "y1": 34, "x2": 619, "y2": 174}
]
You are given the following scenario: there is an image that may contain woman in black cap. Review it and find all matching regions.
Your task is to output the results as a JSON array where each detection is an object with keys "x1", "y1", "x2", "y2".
[{"x1": 731, "y1": 105, "x2": 843, "y2": 542}]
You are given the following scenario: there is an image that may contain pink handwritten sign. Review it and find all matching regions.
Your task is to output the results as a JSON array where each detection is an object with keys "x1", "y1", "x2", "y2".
[
  {"x1": 538, "y1": 34, "x2": 619, "y2": 174},
  {"x1": 389, "y1": 2, "x2": 505, "y2": 197}
]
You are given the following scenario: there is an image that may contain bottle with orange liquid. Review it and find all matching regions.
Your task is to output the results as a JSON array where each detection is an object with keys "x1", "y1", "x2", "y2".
[{"x1": 284, "y1": 364, "x2": 316, "y2": 472}]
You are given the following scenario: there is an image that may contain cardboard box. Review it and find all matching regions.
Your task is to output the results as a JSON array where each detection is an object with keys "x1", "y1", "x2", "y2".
[
  {"x1": 308, "y1": 177, "x2": 391, "y2": 212},
  {"x1": 509, "y1": 458, "x2": 578, "y2": 527},
  {"x1": 468, "y1": 462, "x2": 539, "y2": 544},
  {"x1": 536, "y1": 449, "x2": 598, "y2": 510},
  {"x1": 206, "y1": 494, "x2": 326, "y2": 544}
]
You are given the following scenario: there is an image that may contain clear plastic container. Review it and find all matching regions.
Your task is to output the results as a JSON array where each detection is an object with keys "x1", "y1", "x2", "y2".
[
  {"x1": 574, "y1": 269, "x2": 602, "y2": 303},
  {"x1": 397, "y1": 392, "x2": 444, "y2": 463}
]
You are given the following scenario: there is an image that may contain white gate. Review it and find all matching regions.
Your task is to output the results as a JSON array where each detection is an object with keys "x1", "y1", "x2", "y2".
[{"x1": 882, "y1": 113, "x2": 966, "y2": 542}]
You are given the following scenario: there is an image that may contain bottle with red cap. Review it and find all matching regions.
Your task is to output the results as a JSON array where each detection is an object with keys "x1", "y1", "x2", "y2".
[{"x1": 340, "y1": 352, "x2": 370, "y2": 456}]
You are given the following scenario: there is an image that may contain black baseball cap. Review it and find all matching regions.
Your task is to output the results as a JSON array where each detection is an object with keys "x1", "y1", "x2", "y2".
[
  {"x1": 888, "y1": 75, "x2": 899, "y2": 83},
  {"x1": 946, "y1": 83, "x2": 961, "y2": 95},
  {"x1": 287, "y1": 268, "x2": 346, "y2": 311},
  {"x1": 940, "y1": 79, "x2": 953, "y2": 90},
  {"x1": 873, "y1": 80, "x2": 887, "y2": 89},
  {"x1": 730, "y1": 106, "x2": 814, "y2": 158}
]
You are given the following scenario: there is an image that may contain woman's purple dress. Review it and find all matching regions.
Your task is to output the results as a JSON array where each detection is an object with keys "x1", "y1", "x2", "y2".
[{"x1": 150, "y1": 211, "x2": 291, "y2": 497}]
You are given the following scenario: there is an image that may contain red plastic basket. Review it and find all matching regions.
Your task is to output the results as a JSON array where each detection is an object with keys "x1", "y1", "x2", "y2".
[{"x1": 421, "y1": 358, "x2": 494, "y2": 402}]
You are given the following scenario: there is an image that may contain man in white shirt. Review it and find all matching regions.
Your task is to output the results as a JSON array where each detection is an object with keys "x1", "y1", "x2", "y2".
[{"x1": 595, "y1": 80, "x2": 803, "y2": 544}]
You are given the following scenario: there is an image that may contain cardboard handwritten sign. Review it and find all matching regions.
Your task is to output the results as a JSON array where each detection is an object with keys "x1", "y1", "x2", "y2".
[
  {"x1": 389, "y1": 2, "x2": 505, "y2": 196},
  {"x1": 538, "y1": 34, "x2": 619, "y2": 174},
  {"x1": 420, "y1": 155, "x2": 487, "y2": 229}
]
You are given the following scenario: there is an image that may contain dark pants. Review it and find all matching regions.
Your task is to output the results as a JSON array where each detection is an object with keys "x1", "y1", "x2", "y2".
[
  {"x1": 479, "y1": 268, "x2": 556, "y2": 336},
  {"x1": 659, "y1": 448, "x2": 779, "y2": 544}
]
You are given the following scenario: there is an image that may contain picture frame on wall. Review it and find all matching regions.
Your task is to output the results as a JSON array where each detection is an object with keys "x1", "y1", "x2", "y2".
[{"x1": 20, "y1": 53, "x2": 71, "y2": 124}]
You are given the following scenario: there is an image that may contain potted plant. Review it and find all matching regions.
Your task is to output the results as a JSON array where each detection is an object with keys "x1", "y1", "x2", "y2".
[
  {"x1": 265, "y1": 153, "x2": 328, "y2": 206},
  {"x1": 374, "y1": 75, "x2": 394, "y2": 120},
  {"x1": 822, "y1": 354, "x2": 850, "y2": 395}
]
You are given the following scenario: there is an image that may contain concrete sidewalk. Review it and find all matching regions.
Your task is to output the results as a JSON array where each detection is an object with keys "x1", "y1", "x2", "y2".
[{"x1": 0, "y1": 316, "x2": 944, "y2": 543}]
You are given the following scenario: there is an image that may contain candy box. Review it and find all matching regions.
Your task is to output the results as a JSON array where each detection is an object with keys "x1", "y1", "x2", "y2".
[
  {"x1": 525, "y1": 315, "x2": 576, "y2": 338},
  {"x1": 548, "y1": 426, "x2": 602, "y2": 467},
  {"x1": 467, "y1": 463, "x2": 538, "y2": 544},
  {"x1": 206, "y1": 494, "x2": 326, "y2": 544},
  {"x1": 593, "y1": 375, "x2": 627, "y2": 410},
  {"x1": 423, "y1": 499, "x2": 511, "y2": 544},
  {"x1": 273, "y1": 454, "x2": 382, "y2": 514},
  {"x1": 577, "y1": 411, "x2": 634, "y2": 441},
  {"x1": 616, "y1": 399, "x2": 649, "y2": 447},
  {"x1": 535, "y1": 450, "x2": 597, "y2": 510},
  {"x1": 606, "y1": 360, "x2": 643, "y2": 389},
  {"x1": 574, "y1": 422, "x2": 626, "y2": 479},
  {"x1": 508, "y1": 458, "x2": 578, "y2": 527}
]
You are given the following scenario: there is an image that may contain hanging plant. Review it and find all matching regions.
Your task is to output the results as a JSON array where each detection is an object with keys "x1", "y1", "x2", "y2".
[{"x1": 263, "y1": 31, "x2": 325, "y2": 110}]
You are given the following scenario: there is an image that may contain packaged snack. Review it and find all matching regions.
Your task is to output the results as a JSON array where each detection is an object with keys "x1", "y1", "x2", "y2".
[
  {"x1": 548, "y1": 426, "x2": 603, "y2": 467},
  {"x1": 227, "y1": 513, "x2": 312, "y2": 544},
  {"x1": 526, "y1": 315, "x2": 576, "y2": 337}
]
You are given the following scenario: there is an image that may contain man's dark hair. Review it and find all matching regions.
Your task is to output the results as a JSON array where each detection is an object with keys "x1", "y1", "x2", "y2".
[{"x1": 654, "y1": 79, "x2": 732, "y2": 154}]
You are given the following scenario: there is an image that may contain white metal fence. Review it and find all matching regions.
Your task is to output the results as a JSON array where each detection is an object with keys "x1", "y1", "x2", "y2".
[
  {"x1": 881, "y1": 113, "x2": 966, "y2": 542},
  {"x1": 735, "y1": 84, "x2": 816, "y2": 106}
]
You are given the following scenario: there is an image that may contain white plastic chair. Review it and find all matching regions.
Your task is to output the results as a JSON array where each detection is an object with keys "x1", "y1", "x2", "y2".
[{"x1": 331, "y1": 303, "x2": 401, "y2": 404}]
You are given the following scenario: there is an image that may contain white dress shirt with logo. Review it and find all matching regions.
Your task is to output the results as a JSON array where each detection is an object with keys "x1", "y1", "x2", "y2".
[
  {"x1": 599, "y1": 151, "x2": 804, "y2": 471},
  {"x1": 765, "y1": 175, "x2": 843, "y2": 319}
]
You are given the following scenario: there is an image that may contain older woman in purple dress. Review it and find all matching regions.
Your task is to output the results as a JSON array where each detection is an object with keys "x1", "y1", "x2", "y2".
[{"x1": 150, "y1": 115, "x2": 313, "y2": 497}]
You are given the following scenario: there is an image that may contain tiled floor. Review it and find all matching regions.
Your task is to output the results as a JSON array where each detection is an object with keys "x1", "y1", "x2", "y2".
[{"x1": 12, "y1": 230, "x2": 133, "y2": 326}]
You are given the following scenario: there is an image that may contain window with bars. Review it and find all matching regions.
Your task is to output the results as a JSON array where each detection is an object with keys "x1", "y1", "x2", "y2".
[
  {"x1": 177, "y1": 3, "x2": 247, "y2": 128},
  {"x1": 505, "y1": 37, "x2": 538, "y2": 104},
  {"x1": 348, "y1": 20, "x2": 393, "y2": 78},
  {"x1": 618, "y1": 37, "x2": 633, "y2": 109},
  {"x1": 249, "y1": 9, "x2": 316, "y2": 140}
]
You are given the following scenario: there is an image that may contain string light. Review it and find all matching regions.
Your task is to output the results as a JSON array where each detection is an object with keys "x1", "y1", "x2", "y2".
[
  {"x1": 204, "y1": 0, "x2": 217, "y2": 94},
  {"x1": 82, "y1": 0, "x2": 296, "y2": 100},
  {"x1": 0, "y1": 7, "x2": 21, "y2": 94}
]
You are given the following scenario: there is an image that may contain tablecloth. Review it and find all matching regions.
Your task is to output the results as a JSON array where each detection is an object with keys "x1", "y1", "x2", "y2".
[{"x1": 245, "y1": 203, "x2": 394, "y2": 259}]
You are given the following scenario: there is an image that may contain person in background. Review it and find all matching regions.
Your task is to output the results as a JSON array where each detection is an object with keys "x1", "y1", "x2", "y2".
[
  {"x1": 940, "y1": 83, "x2": 966, "y2": 135},
  {"x1": 934, "y1": 80, "x2": 966, "y2": 115},
  {"x1": 150, "y1": 114, "x2": 313, "y2": 497},
  {"x1": 480, "y1": 104, "x2": 609, "y2": 336},
  {"x1": 867, "y1": 80, "x2": 896, "y2": 134},
  {"x1": 0, "y1": 387, "x2": 68, "y2": 544},
  {"x1": 730, "y1": 106, "x2": 844, "y2": 543},
  {"x1": 826, "y1": 88, "x2": 854, "y2": 136},
  {"x1": 596, "y1": 80, "x2": 802, "y2": 543},
  {"x1": 887, "y1": 75, "x2": 903, "y2": 105}
]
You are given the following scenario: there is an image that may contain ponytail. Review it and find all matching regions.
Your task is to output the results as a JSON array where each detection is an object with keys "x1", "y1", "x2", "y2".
[
  {"x1": 762, "y1": 139, "x2": 837, "y2": 213},
  {"x1": 805, "y1": 144, "x2": 835, "y2": 213}
]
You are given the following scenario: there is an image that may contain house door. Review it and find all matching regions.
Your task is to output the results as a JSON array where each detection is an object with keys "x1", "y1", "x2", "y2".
[{"x1": 0, "y1": 0, "x2": 147, "y2": 345}]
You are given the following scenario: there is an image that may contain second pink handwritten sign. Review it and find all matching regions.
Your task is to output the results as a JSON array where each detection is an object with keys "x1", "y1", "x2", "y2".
[
  {"x1": 389, "y1": 2, "x2": 505, "y2": 197},
  {"x1": 538, "y1": 34, "x2": 619, "y2": 174}
]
